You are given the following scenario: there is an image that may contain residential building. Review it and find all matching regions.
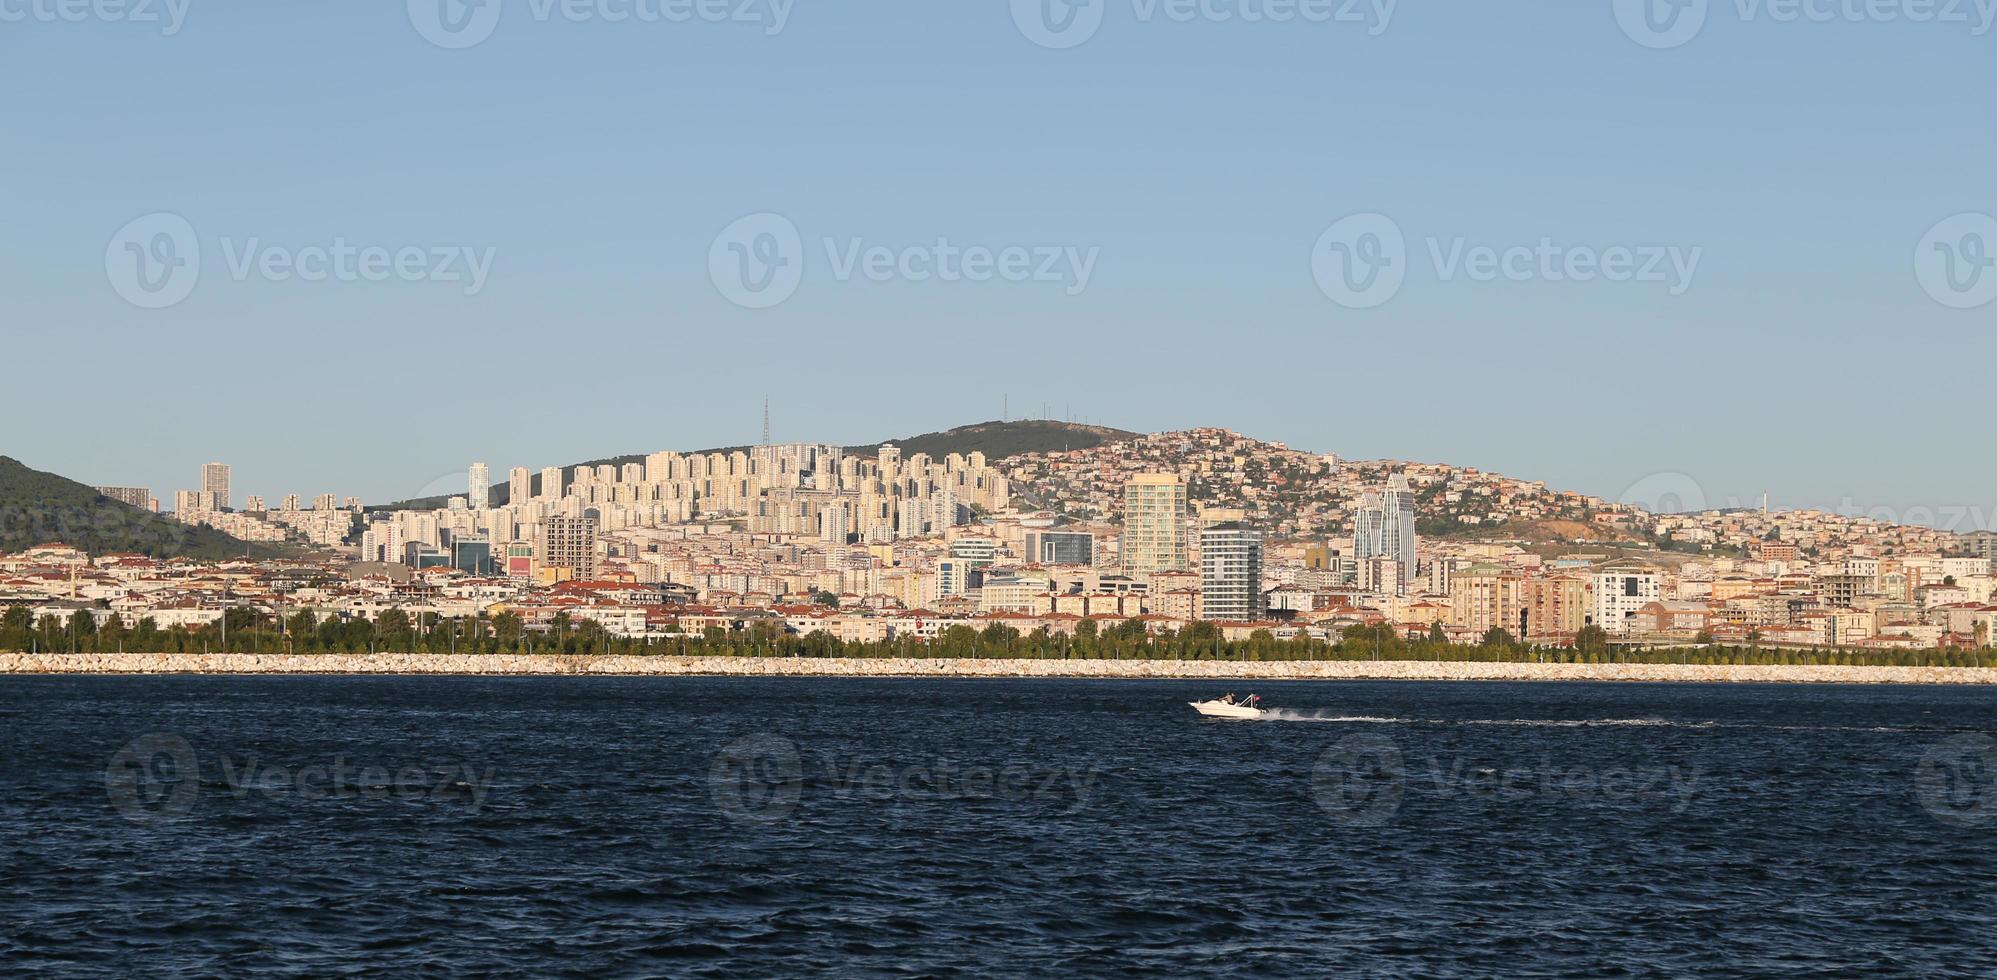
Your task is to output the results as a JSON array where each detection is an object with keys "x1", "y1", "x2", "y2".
[
  {"x1": 1123, "y1": 473, "x2": 1188, "y2": 575},
  {"x1": 1592, "y1": 569, "x2": 1662, "y2": 634},
  {"x1": 1199, "y1": 522, "x2": 1265, "y2": 621},
  {"x1": 540, "y1": 516, "x2": 599, "y2": 580}
]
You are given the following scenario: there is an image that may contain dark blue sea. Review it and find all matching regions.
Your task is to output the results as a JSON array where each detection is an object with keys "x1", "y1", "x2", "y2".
[{"x1": 2, "y1": 676, "x2": 1994, "y2": 977}]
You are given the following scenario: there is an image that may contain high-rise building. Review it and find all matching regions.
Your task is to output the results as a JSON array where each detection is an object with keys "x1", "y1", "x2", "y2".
[
  {"x1": 469, "y1": 463, "x2": 489, "y2": 509},
  {"x1": 1123, "y1": 473, "x2": 1188, "y2": 575},
  {"x1": 244, "y1": 495, "x2": 266, "y2": 513},
  {"x1": 930, "y1": 489, "x2": 960, "y2": 531},
  {"x1": 540, "y1": 516, "x2": 599, "y2": 580},
  {"x1": 202, "y1": 462, "x2": 231, "y2": 511},
  {"x1": 173, "y1": 489, "x2": 206, "y2": 514},
  {"x1": 313, "y1": 493, "x2": 337, "y2": 512},
  {"x1": 821, "y1": 499, "x2": 851, "y2": 545},
  {"x1": 539, "y1": 467, "x2": 563, "y2": 501},
  {"x1": 895, "y1": 498, "x2": 928, "y2": 539},
  {"x1": 1354, "y1": 473, "x2": 1417, "y2": 574},
  {"x1": 1199, "y1": 522, "x2": 1264, "y2": 621},
  {"x1": 95, "y1": 486, "x2": 151, "y2": 509},
  {"x1": 508, "y1": 467, "x2": 532, "y2": 506}
]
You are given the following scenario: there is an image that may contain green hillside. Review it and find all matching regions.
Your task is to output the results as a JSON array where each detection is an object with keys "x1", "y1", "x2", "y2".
[{"x1": 0, "y1": 456, "x2": 266, "y2": 560}]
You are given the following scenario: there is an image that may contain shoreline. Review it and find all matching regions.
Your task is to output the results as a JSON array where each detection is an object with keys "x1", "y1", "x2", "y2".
[{"x1": 3, "y1": 652, "x2": 1995, "y2": 685}]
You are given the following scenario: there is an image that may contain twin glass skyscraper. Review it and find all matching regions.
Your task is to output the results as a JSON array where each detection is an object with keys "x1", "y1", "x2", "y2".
[{"x1": 1353, "y1": 473, "x2": 1417, "y2": 575}]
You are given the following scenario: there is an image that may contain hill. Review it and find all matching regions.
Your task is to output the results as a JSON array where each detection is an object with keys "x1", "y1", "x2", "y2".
[
  {"x1": 0, "y1": 456, "x2": 266, "y2": 560},
  {"x1": 836, "y1": 420, "x2": 1134, "y2": 461},
  {"x1": 374, "y1": 420, "x2": 1135, "y2": 512}
]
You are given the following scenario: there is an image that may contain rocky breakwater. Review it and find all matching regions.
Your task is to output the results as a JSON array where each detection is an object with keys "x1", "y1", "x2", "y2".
[{"x1": 2, "y1": 652, "x2": 1995, "y2": 684}]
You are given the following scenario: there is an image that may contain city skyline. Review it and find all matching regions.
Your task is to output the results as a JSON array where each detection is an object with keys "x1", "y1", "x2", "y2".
[
  {"x1": 13, "y1": 436, "x2": 1991, "y2": 651},
  {"x1": 53, "y1": 411, "x2": 1997, "y2": 533}
]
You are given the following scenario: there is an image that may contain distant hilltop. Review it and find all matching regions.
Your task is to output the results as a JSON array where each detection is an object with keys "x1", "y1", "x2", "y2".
[
  {"x1": 0, "y1": 456, "x2": 271, "y2": 560},
  {"x1": 373, "y1": 420, "x2": 1137, "y2": 513}
]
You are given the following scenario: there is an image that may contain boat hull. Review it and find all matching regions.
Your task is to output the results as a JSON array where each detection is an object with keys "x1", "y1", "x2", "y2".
[{"x1": 1189, "y1": 700, "x2": 1265, "y2": 719}]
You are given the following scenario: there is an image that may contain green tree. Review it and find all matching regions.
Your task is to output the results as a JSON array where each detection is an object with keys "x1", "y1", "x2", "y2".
[
  {"x1": 100, "y1": 613, "x2": 128, "y2": 651},
  {"x1": 491, "y1": 611, "x2": 524, "y2": 649},
  {"x1": 1, "y1": 606, "x2": 33, "y2": 648},
  {"x1": 374, "y1": 608, "x2": 412, "y2": 651}
]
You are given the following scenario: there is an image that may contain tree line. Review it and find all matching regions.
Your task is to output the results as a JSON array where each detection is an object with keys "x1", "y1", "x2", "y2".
[{"x1": 5, "y1": 606, "x2": 1996, "y2": 668}]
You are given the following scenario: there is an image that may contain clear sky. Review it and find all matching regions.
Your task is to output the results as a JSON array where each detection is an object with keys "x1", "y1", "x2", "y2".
[{"x1": 5, "y1": 2, "x2": 1992, "y2": 523}]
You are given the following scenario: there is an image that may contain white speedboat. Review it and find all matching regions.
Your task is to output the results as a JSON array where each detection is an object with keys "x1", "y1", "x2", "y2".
[{"x1": 1189, "y1": 699, "x2": 1266, "y2": 719}]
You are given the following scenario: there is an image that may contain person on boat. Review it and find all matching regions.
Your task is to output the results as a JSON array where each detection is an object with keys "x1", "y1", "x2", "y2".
[
  {"x1": 1246, "y1": 693, "x2": 1261, "y2": 708},
  {"x1": 1221, "y1": 692, "x2": 1237, "y2": 705}
]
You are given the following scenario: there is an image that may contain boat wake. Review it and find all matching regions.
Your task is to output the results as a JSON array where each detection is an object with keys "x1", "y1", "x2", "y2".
[
  {"x1": 1248, "y1": 712, "x2": 1944, "y2": 734},
  {"x1": 1257, "y1": 709, "x2": 1403, "y2": 723}
]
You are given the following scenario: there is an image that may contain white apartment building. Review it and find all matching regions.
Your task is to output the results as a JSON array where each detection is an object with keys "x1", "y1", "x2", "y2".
[{"x1": 1592, "y1": 569, "x2": 1661, "y2": 634}]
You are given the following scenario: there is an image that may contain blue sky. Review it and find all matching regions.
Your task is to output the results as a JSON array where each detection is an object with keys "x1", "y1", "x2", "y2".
[{"x1": 3, "y1": 2, "x2": 1992, "y2": 520}]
